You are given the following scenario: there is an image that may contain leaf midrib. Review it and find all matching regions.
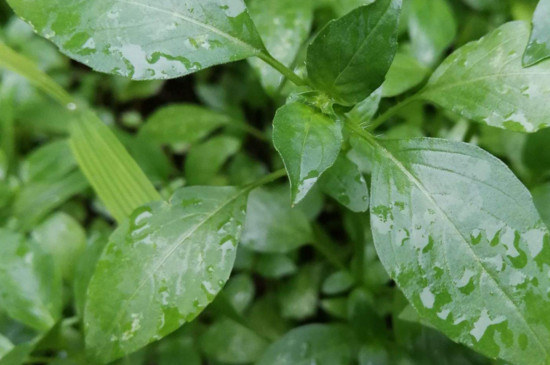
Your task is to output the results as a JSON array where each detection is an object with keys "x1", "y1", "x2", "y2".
[
  {"x1": 330, "y1": 0, "x2": 394, "y2": 89},
  {"x1": 365, "y1": 134, "x2": 549, "y2": 357},
  {"x1": 95, "y1": 187, "x2": 248, "y2": 343},
  {"x1": 118, "y1": 0, "x2": 263, "y2": 54}
]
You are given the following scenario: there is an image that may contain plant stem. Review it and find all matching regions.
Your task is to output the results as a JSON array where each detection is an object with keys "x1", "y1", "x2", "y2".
[
  {"x1": 246, "y1": 168, "x2": 287, "y2": 191},
  {"x1": 257, "y1": 52, "x2": 309, "y2": 88},
  {"x1": 367, "y1": 95, "x2": 420, "y2": 131}
]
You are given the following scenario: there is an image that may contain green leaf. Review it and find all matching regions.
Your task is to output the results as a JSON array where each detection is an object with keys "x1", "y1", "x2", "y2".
[
  {"x1": 84, "y1": 186, "x2": 249, "y2": 363},
  {"x1": 0, "y1": 229, "x2": 62, "y2": 332},
  {"x1": 14, "y1": 170, "x2": 88, "y2": 232},
  {"x1": 278, "y1": 264, "x2": 322, "y2": 320},
  {"x1": 31, "y1": 212, "x2": 87, "y2": 280},
  {"x1": 365, "y1": 135, "x2": 550, "y2": 364},
  {"x1": 223, "y1": 273, "x2": 255, "y2": 313},
  {"x1": 306, "y1": 0, "x2": 402, "y2": 105},
  {"x1": 157, "y1": 332, "x2": 201, "y2": 365},
  {"x1": 7, "y1": 0, "x2": 266, "y2": 79},
  {"x1": 19, "y1": 140, "x2": 77, "y2": 184},
  {"x1": 257, "y1": 324, "x2": 356, "y2": 365},
  {"x1": 322, "y1": 270, "x2": 354, "y2": 295},
  {"x1": 255, "y1": 253, "x2": 297, "y2": 279},
  {"x1": 346, "y1": 88, "x2": 382, "y2": 127},
  {"x1": 319, "y1": 153, "x2": 369, "y2": 212},
  {"x1": 185, "y1": 136, "x2": 241, "y2": 185},
  {"x1": 199, "y1": 318, "x2": 268, "y2": 364},
  {"x1": 382, "y1": 47, "x2": 429, "y2": 97},
  {"x1": 273, "y1": 102, "x2": 342, "y2": 205},
  {"x1": 524, "y1": 0, "x2": 550, "y2": 66},
  {"x1": 139, "y1": 104, "x2": 232, "y2": 146},
  {"x1": 408, "y1": 0, "x2": 456, "y2": 66},
  {"x1": 70, "y1": 108, "x2": 161, "y2": 223},
  {"x1": 420, "y1": 21, "x2": 550, "y2": 133},
  {"x1": 532, "y1": 183, "x2": 550, "y2": 228},
  {"x1": 73, "y1": 220, "x2": 112, "y2": 318},
  {"x1": 241, "y1": 186, "x2": 312, "y2": 253},
  {"x1": 248, "y1": 0, "x2": 313, "y2": 94}
]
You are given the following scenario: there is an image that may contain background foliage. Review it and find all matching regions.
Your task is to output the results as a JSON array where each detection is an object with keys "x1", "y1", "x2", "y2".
[{"x1": 0, "y1": 0, "x2": 549, "y2": 364}]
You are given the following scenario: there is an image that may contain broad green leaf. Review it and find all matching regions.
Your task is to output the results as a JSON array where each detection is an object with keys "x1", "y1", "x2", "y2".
[
  {"x1": 139, "y1": 104, "x2": 232, "y2": 146},
  {"x1": 14, "y1": 170, "x2": 88, "y2": 231},
  {"x1": 382, "y1": 47, "x2": 429, "y2": 97},
  {"x1": 524, "y1": 0, "x2": 550, "y2": 66},
  {"x1": 0, "y1": 229, "x2": 61, "y2": 332},
  {"x1": 317, "y1": 0, "x2": 376, "y2": 17},
  {"x1": 273, "y1": 102, "x2": 342, "y2": 204},
  {"x1": 420, "y1": 21, "x2": 550, "y2": 133},
  {"x1": 248, "y1": 294, "x2": 289, "y2": 341},
  {"x1": 31, "y1": 212, "x2": 86, "y2": 280},
  {"x1": 365, "y1": 135, "x2": 550, "y2": 364},
  {"x1": 73, "y1": 220, "x2": 111, "y2": 318},
  {"x1": 306, "y1": 0, "x2": 402, "y2": 105},
  {"x1": 257, "y1": 324, "x2": 356, "y2": 365},
  {"x1": 322, "y1": 271, "x2": 354, "y2": 295},
  {"x1": 241, "y1": 186, "x2": 312, "y2": 253},
  {"x1": 346, "y1": 88, "x2": 382, "y2": 127},
  {"x1": 185, "y1": 135, "x2": 241, "y2": 185},
  {"x1": 199, "y1": 318, "x2": 268, "y2": 364},
  {"x1": 248, "y1": 0, "x2": 313, "y2": 94},
  {"x1": 278, "y1": 264, "x2": 322, "y2": 320},
  {"x1": 0, "y1": 335, "x2": 12, "y2": 359},
  {"x1": 255, "y1": 253, "x2": 297, "y2": 278},
  {"x1": 319, "y1": 153, "x2": 369, "y2": 212},
  {"x1": 223, "y1": 273, "x2": 255, "y2": 313},
  {"x1": 84, "y1": 186, "x2": 248, "y2": 363},
  {"x1": 70, "y1": 108, "x2": 161, "y2": 223},
  {"x1": 408, "y1": 0, "x2": 456, "y2": 66},
  {"x1": 20, "y1": 140, "x2": 76, "y2": 183},
  {"x1": 7, "y1": 0, "x2": 266, "y2": 79}
]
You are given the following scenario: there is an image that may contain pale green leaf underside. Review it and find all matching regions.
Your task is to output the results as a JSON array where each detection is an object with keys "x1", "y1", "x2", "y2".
[
  {"x1": 523, "y1": 0, "x2": 550, "y2": 67},
  {"x1": 421, "y1": 21, "x2": 550, "y2": 133},
  {"x1": 367, "y1": 136, "x2": 550, "y2": 365},
  {"x1": 84, "y1": 186, "x2": 248, "y2": 363},
  {"x1": 272, "y1": 102, "x2": 342, "y2": 205},
  {"x1": 7, "y1": 0, "x2": 266, "y2": 79}
]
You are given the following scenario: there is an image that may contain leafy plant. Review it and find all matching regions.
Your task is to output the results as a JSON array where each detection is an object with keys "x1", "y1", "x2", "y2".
[{"x1": 0, "y1": 0, "x2": 548, "y2": 364}]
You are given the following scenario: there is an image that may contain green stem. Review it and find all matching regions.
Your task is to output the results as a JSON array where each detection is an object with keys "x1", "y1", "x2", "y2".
[
  {"x1": 245, "y1": 168, "x2": 287, "y2": 191},
  {"x1": 257, "y1": 52, "x2": 309, "y2": 88},
  {"x1": 367, "y1": 95, "x2": 420, "y2": 131}
]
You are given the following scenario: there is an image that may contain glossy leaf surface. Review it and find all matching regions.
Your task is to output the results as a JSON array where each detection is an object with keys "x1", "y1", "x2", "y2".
[
  {"x1": 421, "y1": 21, "x2": 550, "y2": 132},
  {"x1": 7, "y1": 0, "x2": 266, "y2": 79},
  {"x1": 408, "y1": 0, "x2": 456, "y2": 66},
  {"x1": 0, "y1": 229, "x2": 61, "y2": 332},
  {"x1": 84, "y1": 186, "x2": 248, "y2": 363},
  {"x1": 319, "y1": 153, "x2": 369, "y2": 212},
  {"x1": 306, "y1": 0, "x2": 402, "y2": 105},
  {"x1": 273, "y1": 102, "x2": 342, "y2": 205},
  {"x1": 367, "y1": 136, "x2": 550, "y2": 364},
  {"x1": 257, "y1": 324, "x2": 355, "y2": 365},
  {"x1": 248, "y1": 0, "x2": 313, "y2": 94},
  {"x1": 523, "y1": 0, "x2": 550, "y2": 66}
]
